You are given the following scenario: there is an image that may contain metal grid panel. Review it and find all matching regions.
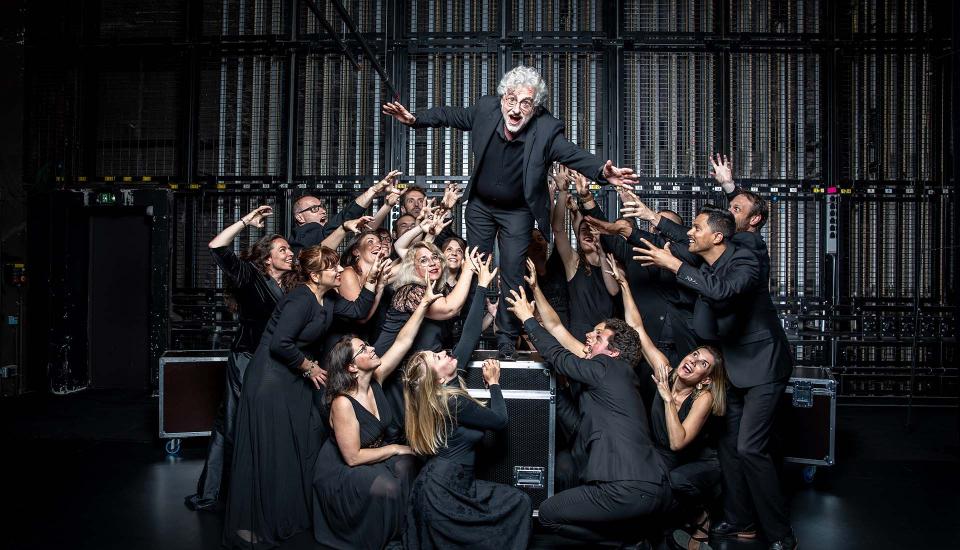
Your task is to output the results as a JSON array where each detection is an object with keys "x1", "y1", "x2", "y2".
[
  {"x1": 406, "y1": 53, "x2": 501, "y2": 177},
  {"x1": 729, "y1": 52, "x2": 822, "y2": 180},
  {"x1": 730, "y1": 0, "x2": 822, "y2": 34},
  {"x1": 837, "y1": 341, "x2": 957, "y2": 398},
  {"x1": 202, "y1": 0, "x2": 285, "y2": 36},
  {"x1": 841, "y1": 53, "x2": 935, "y2": 182},
  {"x1": 301, "y1": 0, "x2": 382, "y2": 34},
  {"x1": 96, "y1": 68, "x2": 180, "y2": 177},
  {"x1": 622, "y1": 0, "x2": 716, "y2": 33},
  {"x1": 99, "y1": 0, "x2": 186, "y2": 40},
  {"x1": 767, "y1": 195, "x2": 822, "y2": 298},
  {"x1": 408, "y1": 0, "x2": 499, "y2": 33},
  {"x1": 298, "y1": 54, "x2": 385, "y2": 176},
  {"x1": 198, "y1": 56, "x2": 286, "y2": 178},
  {"x1": 511, "y1": 52, "x2": 604, "y2": 156},
  {"x1": 26, "y1": 68, "x2": 78, "y2": 178},
  {"x1": 850, "y1": 0, "x2": 935, "y2": 34},
  {"x1": 510, "y1": 0, "x2": 603, "y2": 33},
  {"x1": 623, "y1": 52, "x2": 716, "y2": 179}
]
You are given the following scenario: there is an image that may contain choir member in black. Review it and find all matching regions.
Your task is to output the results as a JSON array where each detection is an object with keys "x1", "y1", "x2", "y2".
[
  {"x1": 402, "y1": 256, "x2": 532, "y2": 549},
  {"x1": 223, "y1": 246, "x2": 380, "y2": 549},
  {"x1": 505, "y1": 286, "x2": 670, "y2": 546},
  {"x1": 526, "y1": 227, "x2": 569, "y2": 329},
  {"x1": 312, "y1": 277, "x2": 442, "y2": 550},
  {"x1": 551, "y1": 166, "x2": 620, "y2": 339},
  {"x1": 186, "y1": 205, "x2": 290, "y2": 512},
  {"x1": 606, "y1": 256, "x2": 727, "y2": 550},
  {"x1": 288, "y1": 170, "x2": 400, "y2": 254},
  {"x1": 334, "y1": 231, "x2": 397, "y2": 341},
  {"x1": 373, "y1": 242, "x2": 478, "y2": 420},
  {"x1": 634, "y1": 206, "x2": 797, "y2": 550},
  {"x1": 440, "y1": 235, "x2": 496, "y2": 347}
]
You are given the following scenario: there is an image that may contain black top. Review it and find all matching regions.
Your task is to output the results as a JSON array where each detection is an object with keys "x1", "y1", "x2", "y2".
[
  {"x1": 538, "y1": 253, "x2": 570, "y2": 328},
  {"x1": 650, "y1": 392, "x2": 713, "y2": 468},
  {"x1": 472, "y1": 121, "x2": 526, "y2": 207},
  {"x1": 373, "y1": 284, "x2": 447, "y2": 356},
  {"x1": 523, "y1": 318, "x2": 666, "y2": 485},
  {"x1": 288, "y1": 200, "x2": 367, "y2": 255},
  {"x1": 335, "y1": 381, "x2": 403, "y2": 448},
  {"x1": 567, "y1": 261, "x2": 615, "y2": 339},
  {"x1": 436, "y1": 384, "x2": 507, "y2": 466},
  {"x1": 210, "y1": 246, "x2": 284, "y2": 353}
]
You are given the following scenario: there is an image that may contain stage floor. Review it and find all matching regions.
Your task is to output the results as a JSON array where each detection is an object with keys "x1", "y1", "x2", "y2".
[{"x1": 1, "y1": 391, "x2": 957, "y2": 549}]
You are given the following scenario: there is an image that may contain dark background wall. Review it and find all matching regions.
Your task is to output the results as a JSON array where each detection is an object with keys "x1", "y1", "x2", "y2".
[{"x1": 8, "y1": 0, "x2": 958, "y2": 403}]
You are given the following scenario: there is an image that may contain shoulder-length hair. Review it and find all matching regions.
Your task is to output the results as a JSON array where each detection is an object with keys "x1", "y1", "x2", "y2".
[
  {"x1": 391, "y1": 241, "x2": 448, "y2": 292},
  {"x1": 402, "y1": 351, "x2": 482, "y2": 456}
]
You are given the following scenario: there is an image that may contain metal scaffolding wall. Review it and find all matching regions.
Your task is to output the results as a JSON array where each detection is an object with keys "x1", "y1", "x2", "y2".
[{"x1": 22, "y1": 0, "x2": 957, "y2": 401}]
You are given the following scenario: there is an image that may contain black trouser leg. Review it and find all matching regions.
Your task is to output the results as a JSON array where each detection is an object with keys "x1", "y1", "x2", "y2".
[
  {"x1": 465, "y1": 198, "x2": 533, "y2": 347},
  {"x1": 187, "y1": 350, "x2": 250, "y2": 508},
  {"x1": 738, "y1": 381, "x2": 791, "y2": 541},
  {"x1": 538, "y1": 481, "x2": 667, "y2": 544},
  {"x1": 669, "y1": 456, "x2": 722, "y2": 504},
  {"x1": 718, "y1": 386, "x2": 751, "y2": 526}
]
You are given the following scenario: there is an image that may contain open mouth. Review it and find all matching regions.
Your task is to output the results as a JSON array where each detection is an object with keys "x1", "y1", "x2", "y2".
[
  {"x1": 507, "y1": 113, "x2": 523, "y2": 126},
  {"x1": 681, "y1": 362, "x2": 694, "y2": 375}
]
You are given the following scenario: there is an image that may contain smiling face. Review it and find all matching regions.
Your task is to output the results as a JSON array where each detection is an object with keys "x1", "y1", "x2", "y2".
[
  {"x1": 442, "y1": 240, "x2": 465, "y2": 273},
  {"x1": 425, "y1": 349, "x2": 458, "y2": 382},
  {"x1": 583, "y1": 322, "x2": 607, "y2": 357},
  {"x1": 353, "y1": 234, "x2": 382, "y2": 264},
  {"x1": 577, "y1": 222, "x2": 598, "y2": 254},
  {"x1": 349, "y1": 337, "x2": 381, "y2": 372},
  {"x1": 265, "y1": 238, "x2": 294, "y2": 272},
  {"x1": 500, "y1": 86, "x2": 536, "y2": 134},
  {"x1": 414, "y1": 247, "x2": 443, "y2": 281},
  {"x1": 676, "y1": 347, "x2": 716, "y2": 386},
  {"x1": 686, "y1": 213, "x2": 722, "y2": 254},
  {"x1": 314, "y1": 264, "x2": 344, "y2": 288}
]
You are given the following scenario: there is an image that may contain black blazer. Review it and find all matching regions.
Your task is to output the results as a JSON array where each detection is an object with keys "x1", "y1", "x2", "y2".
[
  {"x1": 288, "y1": 200, "x2": 366, "y2": 255},
  {"x1": 673, "y1": 243, "x2": 793, "y2": 388},
  {"x1": 523, "y1": 318, "x2": 666, "y2": 485},
  {"x1": 412, "y1": 95, "x2": 607, "y2": 242}
]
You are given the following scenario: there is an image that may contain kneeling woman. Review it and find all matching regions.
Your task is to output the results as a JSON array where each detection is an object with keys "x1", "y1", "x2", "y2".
[
  {"x1": 402, "y1": 258, "x2": 532, "y2": 550},
  {"x1": 312, "y1": 277, "x2": 441, "y2": 550}
]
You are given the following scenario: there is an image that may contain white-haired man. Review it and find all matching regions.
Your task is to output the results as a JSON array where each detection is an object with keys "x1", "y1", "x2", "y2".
[{"x1": 383, "y1": 65, "x2": 639, "y2": 359}]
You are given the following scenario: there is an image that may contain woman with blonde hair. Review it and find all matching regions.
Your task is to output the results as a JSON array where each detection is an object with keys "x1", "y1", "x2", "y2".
[{"x1": 401, "y1": 258, "x2": 532, "y2": 550}]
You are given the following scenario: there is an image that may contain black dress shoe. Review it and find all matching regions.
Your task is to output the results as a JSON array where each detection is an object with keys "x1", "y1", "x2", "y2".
[
  {"x1": 184, "y1": 494, "x2": 220, "y2": 512},
  {"x1": 710, "y1": 521, "x2": 756, "y2": 539},
  {"x1": 497, "y1": 342, "x2": 517, "y2": 361},
  {"x1": 769, "y1": 532, "x2": 798, "y2": 550}
]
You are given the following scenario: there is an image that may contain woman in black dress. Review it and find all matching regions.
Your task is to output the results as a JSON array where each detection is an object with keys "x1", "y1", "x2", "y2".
[
  {"x1": 223, "y1": 245, "x2": 381, "y2": 549},
  {"x1": 401, "y1": 258, "x2": 532, "y2": 550},
  {"x1": 312, "y1": 278, "x2": 441, "y2": 549},
  {"x1": 187, "y1": 205, "x2": 291, "y2": 512},
  {"x1": 551, "y1": 166, "x2": 621, "y2": 339}
]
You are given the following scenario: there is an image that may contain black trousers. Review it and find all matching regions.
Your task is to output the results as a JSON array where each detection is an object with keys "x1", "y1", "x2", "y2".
[
  {"x1": 539, "y1": 480, "x2": 669, "y2": 545},
  {"x1": 465, "y1": 197, "x2": 534, "y2": 346},
  {"x1": 719, "y1": 381, "x2": 791, "y2": 541},
  {"x1": 669, "y1": 455, "x2": 721, "y2": 503},
  {"x1": 186, "y1": 350, "x2": 250, "y2": 508}
]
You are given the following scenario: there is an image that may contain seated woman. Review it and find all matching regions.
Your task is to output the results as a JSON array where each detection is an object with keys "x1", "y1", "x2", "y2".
[
  {"x1": 401, "y1": 258, "x2": 531, "y2": 550},
  {"x1": 312, "y1": 276, "x2": 441, "y2": 550},
  {"x1": 605, "y1": 253, "x2": 727, "y2": 550}
]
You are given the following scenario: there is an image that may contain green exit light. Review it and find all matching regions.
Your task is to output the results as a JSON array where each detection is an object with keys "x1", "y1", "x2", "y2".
[{"x1": 96, "y1": 192, "x2": 116, "y2": 205}]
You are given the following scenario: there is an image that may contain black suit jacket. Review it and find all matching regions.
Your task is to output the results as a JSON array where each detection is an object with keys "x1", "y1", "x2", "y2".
[
  {"x1": 288, "y1": 200, "x2": 367, "y2": 254},
  {"x1": 673, "y1": 243, "x2": 793, "y2": 388},
  {"x1": 412, "y1": 95, "x2": 607, "y2": 242},
  {"x1": 523, "y1": 318, "x2": 666, "y2": 485}
]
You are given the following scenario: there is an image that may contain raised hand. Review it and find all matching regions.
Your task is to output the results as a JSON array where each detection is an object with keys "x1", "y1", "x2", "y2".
[
  {"x1": 602, "y1": 160, "x2": 640, "y2": 189},
  {"x1": 573, "y1": 171, "x2": 593, "y2": 201},
  {"x1": 440, "y1": 182, "x2": 463, "y2": 210},
  {"x1": 242, "y1": 205, "x2": 273, "y2": 228},
  {"x1": 428, "y1": 215, "x2": 453, "y2": 237},
  {"x1": 485, "y1": 297, "x2": 498, "y2": 317},
  {"x1": 373, "y1": 169, "x2": 402, "y2": 196},
  {"x1": 708, "y1": 153, "x2": 734, "y2": 187},
  {"x1": 523, "y1": 258, "x2": 538, "y2": 289},
  {"x1": 343, "y1": 215, "x2": 375, "y2": 234},
  {"x1": 504, "y1": 287, "x2": 536, "y2": 323},
  {"x1": 465, "y1": 247, "x2": 483, "y2": 273},
  {"x1": 619, "y1": 199, "x2": 657, "y2": 224},
  {"x1": 584, "y1": 216, "x2": 632, "y2": 238},
  {"x1": 385, "y1": 189, "x2": 401, "y2": 207},
  {"x1": 419, "y1": 273, "x2": 443, "y2": 308},
  {"x1": 381, "y1": 101, "x2": 416, "y2": 126},
  {"x1": 632, "y1": 238, "x2": 682, "y2": 272},
  {"x1": 651, "y1": 361, "x2": 673, "y2": 402},
  {"x1": 602, "y1": 253, "x2": 627, "y2": 288},
  {"x1": 476, "y1": 254, "x2": 499, "y2": 287},
  {"x1": 481, "y1": 358, "x2": 501, "y2": 387},
  {"x1": 366, "y1": 256, "x2": 388, "y2": 285}
]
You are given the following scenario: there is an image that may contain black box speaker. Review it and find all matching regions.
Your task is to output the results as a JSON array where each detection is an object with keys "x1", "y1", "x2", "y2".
[{"x1": 159, "y1": 350, "x2": 228, "y2": 440}]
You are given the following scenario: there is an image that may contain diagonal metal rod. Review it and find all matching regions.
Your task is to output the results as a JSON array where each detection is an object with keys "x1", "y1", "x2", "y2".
[
  {"x1": 326, "y1": 0, "x2": 398, "y2": 99},
  {"x1": 301, "y1": 0, "x2": 360, "y2": 70}
]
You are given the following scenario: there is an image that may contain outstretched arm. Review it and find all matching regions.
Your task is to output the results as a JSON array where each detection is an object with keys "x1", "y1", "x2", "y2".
[
  {"x1": 523, "y1": 259, "x2": 585, "y2": 357},
  {"x1": 376, "y1": 277, "x2": 440, "y2": 384},
  {"x1": 603, "y1": 253, "x2": 669, "y2": 371}
]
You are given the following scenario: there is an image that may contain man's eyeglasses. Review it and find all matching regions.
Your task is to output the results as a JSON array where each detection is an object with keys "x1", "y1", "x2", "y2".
[
  {"x1": 298, "y1": 204, "x2": 326, "y2": 215},
  {"x1": 503, "y1": 95, "x2": 535, "y2": 113},
  {"x1": 417, "y1": 254, "x2": 442, "y2": 267},
  {"x1": 352, "y1": 343, "x2": 368, "y2": 362}
]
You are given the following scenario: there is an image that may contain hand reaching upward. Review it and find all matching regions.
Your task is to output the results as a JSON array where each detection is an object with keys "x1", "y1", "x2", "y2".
[{"x1": 381, "y1": 102, "x2": 416, "y2": 126}]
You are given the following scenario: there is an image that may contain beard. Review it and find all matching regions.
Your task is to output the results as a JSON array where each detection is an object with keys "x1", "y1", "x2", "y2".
[{"x1": 503, "y1": 111, "x2": 532, "y2": 134}]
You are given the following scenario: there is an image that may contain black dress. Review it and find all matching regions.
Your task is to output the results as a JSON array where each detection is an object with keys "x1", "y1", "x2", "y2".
[
  {"x1": 403, "y1": 284, "x2": 532, "y2": 550},
  {"x1": 312, "y1": 381, "x2": 416, "y2": 549},
  {"x1": 650, "y1": 392, "x2": 720, "y2": 503},
  {"x1": 223, "y1": 285, "x2": 374, "y2": 549},
  {"x1": 567, "y1": 261, "x2": 615, "y2": 339}
]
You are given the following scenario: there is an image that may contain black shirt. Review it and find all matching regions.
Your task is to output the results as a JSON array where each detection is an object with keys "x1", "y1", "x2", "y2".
[
  {"x1": 437, "y1": 384, "x2": 508, "y2": 466},
  {"x1": 209, "y1": 246, "x2": 284, "y2": 353},
  {"x1": 472, "y1": 120, "x2": 526, "y2": 207}
]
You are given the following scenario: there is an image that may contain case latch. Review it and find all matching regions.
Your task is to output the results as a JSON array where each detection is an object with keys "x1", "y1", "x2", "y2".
[{"x1": 792, "y1": 380, "x2": 813, "y2": 408}]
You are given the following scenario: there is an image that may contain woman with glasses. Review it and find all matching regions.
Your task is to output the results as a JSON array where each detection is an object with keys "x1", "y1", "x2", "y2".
[
  {"x1": 223, "y1": 245, "x2": 383, "y2": 549},
  {"x1": 311, "y1": 278, "x2": 441, "y2": 549},
  {"x1": 372, "y1": 242, "x2": 479, "y2": 420}
]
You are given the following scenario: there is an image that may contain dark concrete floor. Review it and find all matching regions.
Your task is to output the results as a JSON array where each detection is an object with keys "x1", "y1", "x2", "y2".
[{"x1": 1, "y1": 391, "x2": 958, "y2": 550}]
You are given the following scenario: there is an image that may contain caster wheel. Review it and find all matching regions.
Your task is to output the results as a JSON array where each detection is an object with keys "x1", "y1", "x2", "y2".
[
  {"x1": 801, "y1": 465, "x2": 817, "y2": 484},
  {"x1": 165, "y1": 438, "x2": 182, "y2": 456}
]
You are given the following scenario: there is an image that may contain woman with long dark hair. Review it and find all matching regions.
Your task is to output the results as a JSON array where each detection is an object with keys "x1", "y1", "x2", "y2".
[
  {"x1": 311, "y1": 277, "x2": 440, "y2": 549},
  {"x1": 401, "y1": 258, "x2": 532, "y2": 550},
  {"x1": 223, "y1": 245, "x2": 382, "y2": 549},
  {"x1": 186, "y1": 205, "x2": 291, "y2": 512}
]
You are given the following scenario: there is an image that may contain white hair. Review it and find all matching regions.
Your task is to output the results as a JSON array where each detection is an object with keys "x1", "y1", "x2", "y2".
[{"x1": 497, "y1": 66, "x2": 548, "y2": 107}]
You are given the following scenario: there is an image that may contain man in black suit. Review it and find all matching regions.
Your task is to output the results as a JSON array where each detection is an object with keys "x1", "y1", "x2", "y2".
[
  {"x1": 382, "y1": 65, "x2": 639, "y2": 359},
  {"x1": 634, "y1": 206, "x2": 797, "y2": 550},
  {"x1": 506, "y1": 288, "x2": 669, "y2": 546}
]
